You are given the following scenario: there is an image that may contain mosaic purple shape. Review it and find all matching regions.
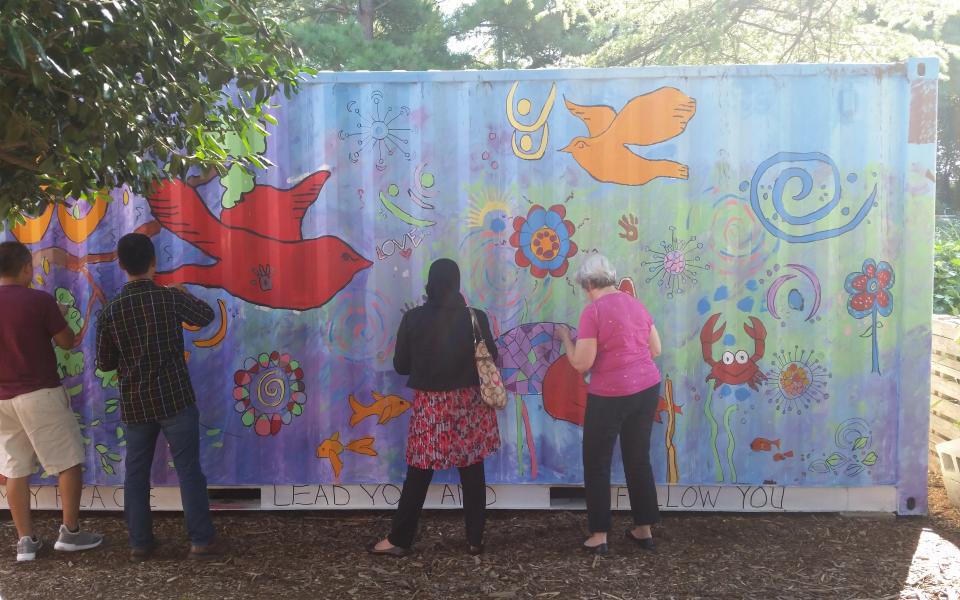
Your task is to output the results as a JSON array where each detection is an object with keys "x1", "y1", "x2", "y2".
[{"x1": 495, "y1": 322, "x2": 573, "y2": 395}]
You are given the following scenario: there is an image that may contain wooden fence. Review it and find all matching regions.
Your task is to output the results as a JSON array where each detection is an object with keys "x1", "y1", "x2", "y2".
[{"x1": 931, "y1": 316, "x2": 960, "y2": 464}]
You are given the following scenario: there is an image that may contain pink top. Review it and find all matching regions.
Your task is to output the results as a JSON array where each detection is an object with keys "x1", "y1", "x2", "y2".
[{"x1": 576, "y1": 291, "x2": 661, "y2": 397}]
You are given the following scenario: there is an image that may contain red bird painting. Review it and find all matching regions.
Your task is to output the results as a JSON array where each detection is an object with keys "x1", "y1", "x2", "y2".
[{"x1": 147, "y1": 171, "x2": 372, "y2": 310}]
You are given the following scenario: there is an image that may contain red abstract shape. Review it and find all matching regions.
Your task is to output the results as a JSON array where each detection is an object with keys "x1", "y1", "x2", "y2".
[
  {"x1": 543, "y1": 356, "x2": 588, "y2": 426},
  {"x1": 147, "y1": 172, "x2": 372, "y2": 310},
  {"x1": 653, "y1": 396, "x2": 682, "y2": 424},
  {"x1": 617, "y1": 277, "x2": 636, "y2": 297}
]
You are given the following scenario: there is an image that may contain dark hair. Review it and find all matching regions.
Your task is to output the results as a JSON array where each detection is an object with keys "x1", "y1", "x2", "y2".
[
  {"x1": 0, "y1": 241, "x2": 32, "y2": 278},
  {"x1": 425, "y1": 258, "x2": 460, "y2": 304},
  {"x1": 117, "y1": 233, "x2": 156, "y2": 275}
]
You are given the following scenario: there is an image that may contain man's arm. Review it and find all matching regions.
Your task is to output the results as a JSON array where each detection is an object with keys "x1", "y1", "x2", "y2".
[
  {"x1": 172, "y1": 285, "x2": 215, "y2": 328},
  {"x1": 95, "y1": 312, "x2": 120, "y2": 371},
  {"x1": 44, "y1": 294, "x2": 74, "y2": 349},
  {"x1": 53, "y1": 326, "x2": 76, "y2": 349}
]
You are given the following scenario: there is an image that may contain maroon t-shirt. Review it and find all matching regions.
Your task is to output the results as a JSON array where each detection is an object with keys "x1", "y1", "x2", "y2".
[{"x1": 0, "y1": 285, "x2": 68, "y2": 400}]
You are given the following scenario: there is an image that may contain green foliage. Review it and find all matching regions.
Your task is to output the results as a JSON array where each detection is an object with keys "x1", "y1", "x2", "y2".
[
  {"x1": 937, "y1": 15, "x2": 960, "y2": 215},
  {"x1": 0, "y1": 0, "x2": 312, "y2": 225},
  {"x1": 95, "y1": 367, "x2": 119, "y2": 388},
  {"x1": 576, "y1": 0, "x2": 958, "y2": 67},
  {"x1": 272, "y1": 0, "x2": 469, "y2": 70},
  {"x1": 452, "y1": 0, "x2": 594, "y2": 68},
  {"x1": 55, "y1": 345, "x2": 84, "y2": 378},
  {"x1": 934, "y1": 219, "x2": 960, "y2": 315},
  {"x1": 220, "y1": 128, "x2": 265, "y2": 208}
]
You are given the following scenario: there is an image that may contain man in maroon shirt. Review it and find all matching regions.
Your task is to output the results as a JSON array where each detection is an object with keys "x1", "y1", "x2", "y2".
[{"x1": 0, "y1": 241, "x2": 103, "y2": 561}]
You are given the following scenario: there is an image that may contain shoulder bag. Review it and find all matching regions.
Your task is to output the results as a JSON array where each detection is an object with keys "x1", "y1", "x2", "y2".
[{"x1": 468, "y1": 308, "x2": 507, "y2": 409}]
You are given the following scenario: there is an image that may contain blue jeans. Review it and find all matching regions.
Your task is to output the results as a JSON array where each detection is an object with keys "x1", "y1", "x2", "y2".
[{"x1": 123, "y1": 403, "x2": 214, "y2": 548}]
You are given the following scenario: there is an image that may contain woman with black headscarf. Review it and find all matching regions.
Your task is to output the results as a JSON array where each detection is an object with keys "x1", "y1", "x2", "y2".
[{"x1": 370, "y1": 258, "x2": 501, "y2": 557}]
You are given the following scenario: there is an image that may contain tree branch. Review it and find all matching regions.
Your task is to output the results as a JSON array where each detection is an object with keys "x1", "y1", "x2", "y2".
[
  {"x1": 0, "y1": 150, "x2": 41, "y2": 172},
  {"x1": 737, "y1": 18, "x2": 794, "y2": 38}
]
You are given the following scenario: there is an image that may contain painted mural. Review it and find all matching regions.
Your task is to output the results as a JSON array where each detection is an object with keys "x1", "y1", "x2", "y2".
[{"x1": 2, "y1": 61, "x2": 937, "y2": 513}]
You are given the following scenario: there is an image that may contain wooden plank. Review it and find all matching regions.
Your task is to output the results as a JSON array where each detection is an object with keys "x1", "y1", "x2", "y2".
[
  {"x1": 932, "y1": 437, "x2": 943, "y2": 455},
  {"x1": 932, "y1": 376, "x2": 960, "y2": 402},
  {"x1": 933, "y1": 335, "x2": 960, "y2": 359},
  {"x1": 932, "y1": 350, "x2": 960, "y2": 373},
  {"x1": 931, "y1": 412, "x2": 960, "y2": 441},
  {"x1": 932, "y1": 361, "x2": 960, "y2": 381},
  {"x1": 932, "y1": 317, "x2": 960, "y2": 338},
  {"x1": 932, "y1": 396, "x2": 960, "y2": 422},
  {"x1": 932, "y1": 421, "x2": 953, "y2": 441}
]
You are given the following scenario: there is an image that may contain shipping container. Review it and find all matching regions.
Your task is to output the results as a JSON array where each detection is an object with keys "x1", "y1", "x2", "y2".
[{"x1": 1, "y1": 59, "x2": 938, "y2": 514}]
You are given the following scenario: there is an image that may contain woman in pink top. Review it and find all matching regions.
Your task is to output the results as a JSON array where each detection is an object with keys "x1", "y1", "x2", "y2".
[{"x1": 558, "y1": 253, "x2": 662, "y2": 555}]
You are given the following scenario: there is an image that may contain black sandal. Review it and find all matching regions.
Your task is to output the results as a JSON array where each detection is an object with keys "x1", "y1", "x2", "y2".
[
  {"x1": 582, "y1": 541, "x2": 608, "y2": 555},
  {"x1": 624, "y1": 529, "x2": 656, "y2": 552},
  {"x1": 367, "y1": 541, "x2": 412, "y2": 557}
]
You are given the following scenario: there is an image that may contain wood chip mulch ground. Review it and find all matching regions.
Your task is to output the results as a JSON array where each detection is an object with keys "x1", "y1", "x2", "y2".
[{"x1": 2, "y1": 470, "x2": 959, "y2": 600}]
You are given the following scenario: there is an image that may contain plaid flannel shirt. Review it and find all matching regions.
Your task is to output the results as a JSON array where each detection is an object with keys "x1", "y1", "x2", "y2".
[{"x1": 95, "y1": 280, "x2": 214, "y2": 424}]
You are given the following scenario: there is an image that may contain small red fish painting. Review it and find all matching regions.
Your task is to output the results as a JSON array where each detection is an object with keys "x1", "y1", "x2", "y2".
[
  {"x1": 773, "y1": 451, "x2": 794, "y2": 462},
  {"x1": 750, "y1": 437, "x2": 781, "y2": 452}
]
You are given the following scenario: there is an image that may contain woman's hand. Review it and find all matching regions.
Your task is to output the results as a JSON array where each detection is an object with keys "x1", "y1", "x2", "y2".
[{"x1": 558, "y1": 325, "x2": 597, "y2": 374}]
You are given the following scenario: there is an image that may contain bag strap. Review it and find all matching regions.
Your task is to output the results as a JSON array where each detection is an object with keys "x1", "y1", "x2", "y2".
[{"x1": 467, "y1": 307, "x2": 482, "y2": 345}]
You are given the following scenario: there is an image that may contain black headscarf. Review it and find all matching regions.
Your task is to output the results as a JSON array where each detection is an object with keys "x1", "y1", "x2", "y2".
[{"x1": 424, "y1": 258, "x2": 465, "y2": 308}]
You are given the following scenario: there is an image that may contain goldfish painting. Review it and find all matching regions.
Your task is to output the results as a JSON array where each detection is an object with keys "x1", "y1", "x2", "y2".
[
  {"x1": 316, "y1": 432, "x2": 378, "y2": 480},
  {"x1": 773, "y1": 451, "x2": 794, "y2": 462},
  {"x1": 348, "y1": 391, "x2": 411, "y2": 427},
  {"x1": 750, "y1": 437, "x2": 781, "y2": 452}
]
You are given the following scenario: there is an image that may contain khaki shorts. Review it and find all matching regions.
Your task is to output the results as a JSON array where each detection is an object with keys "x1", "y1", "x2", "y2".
[{"x1": 0, "y1": 386, "x2": 86, "y2": 478}]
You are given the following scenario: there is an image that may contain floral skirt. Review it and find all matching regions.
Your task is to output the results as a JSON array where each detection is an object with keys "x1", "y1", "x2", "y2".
[{"x1": 406, "y1": 387, "x2": 501, "y2": 470}]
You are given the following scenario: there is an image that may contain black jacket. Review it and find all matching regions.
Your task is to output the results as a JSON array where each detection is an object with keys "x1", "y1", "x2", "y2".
[{"x1": 393, "y1": 303, "x2": 498, "y2": 391}]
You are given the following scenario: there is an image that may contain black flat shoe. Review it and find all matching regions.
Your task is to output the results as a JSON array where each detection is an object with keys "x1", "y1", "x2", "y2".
[
  {"x1": 625, "y1": 530, "x2": 656, "y2": 552},
  {"x1": 468, "y1": 544, "x2": 484, "y2": 556},
  {"x1": 367, "y1": 542, "x2": 412, "y2": 557},
  {"x1": 582, "y1": 542, "x2": 608, "y2": 555}
]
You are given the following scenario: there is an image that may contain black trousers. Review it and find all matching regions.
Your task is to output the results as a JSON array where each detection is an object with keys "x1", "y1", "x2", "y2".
[
  {"x1": 583, "y1": 383, "x2": 661, "y2": 533},
  {"x1": 387, "y1": 462, "x2": 486, "y2": 548}
]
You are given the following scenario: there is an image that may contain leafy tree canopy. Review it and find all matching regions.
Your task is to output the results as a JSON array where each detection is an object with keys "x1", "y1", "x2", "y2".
[
  {"x1": 451, "y1": 0, "x2": 593, "y2": 68},
  {"x1": 0, "y1": 0, "x2": 310, "y2": 225},
  {"x1": 574, "y1": 0, "x2": 957, "y2": 67},
  {"x1": 265, "y1": 0, "x2": 469, "y2": 70}
]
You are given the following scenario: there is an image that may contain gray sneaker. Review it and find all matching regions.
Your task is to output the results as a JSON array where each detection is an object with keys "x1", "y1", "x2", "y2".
[
  {"x1": 53, "y1": 525, "x2": 103, "y2": 552},
  {"x1": 16, "y1": 536, "x2": 42, "y2": 561}
]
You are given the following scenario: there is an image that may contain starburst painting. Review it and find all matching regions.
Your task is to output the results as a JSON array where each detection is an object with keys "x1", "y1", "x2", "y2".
[
  {"x1": 338, "y1": 90, "x2": 411, "y2": 170},
  {"x1": 642, "y1": 226, "x2": 711, "y2": 298},
  {"x1": 764, "y1": 347, "x2": 831, "y2": 415}
]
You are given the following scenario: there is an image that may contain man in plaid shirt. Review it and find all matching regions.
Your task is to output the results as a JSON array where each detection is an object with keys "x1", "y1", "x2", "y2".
[{"x1": 96, "y1": 233, "x2": 219, "y2": 561}]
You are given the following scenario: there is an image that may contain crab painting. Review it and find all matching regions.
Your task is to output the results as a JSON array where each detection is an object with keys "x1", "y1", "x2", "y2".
[{"x1": 700, "y1": 313, "x2": 768, "y2": 390}]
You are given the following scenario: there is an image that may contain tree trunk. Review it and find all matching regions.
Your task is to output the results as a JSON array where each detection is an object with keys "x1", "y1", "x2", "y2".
[{"x1": 358, "y1": 0, "x2": 375, "y2": 41}]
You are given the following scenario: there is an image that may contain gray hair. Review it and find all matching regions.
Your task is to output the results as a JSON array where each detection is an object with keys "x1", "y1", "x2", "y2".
[{"x1": 575, "y1": 253, "x2": 617, "y2": 290}]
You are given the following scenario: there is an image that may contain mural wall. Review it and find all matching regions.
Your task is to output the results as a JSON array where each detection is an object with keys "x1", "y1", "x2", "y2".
[{"x1": 2, "y1": 60, "x2": 938, "y2": 514}]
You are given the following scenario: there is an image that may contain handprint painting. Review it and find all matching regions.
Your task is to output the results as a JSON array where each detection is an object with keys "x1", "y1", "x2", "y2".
[{"x1": 1, "y1": 61, "x2": 936, "y2": 514}]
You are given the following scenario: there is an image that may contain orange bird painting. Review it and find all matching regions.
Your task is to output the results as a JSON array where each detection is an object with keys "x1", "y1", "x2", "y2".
[{"x1": 560, "y1": 87, "x2": 697, "y2": 186}]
